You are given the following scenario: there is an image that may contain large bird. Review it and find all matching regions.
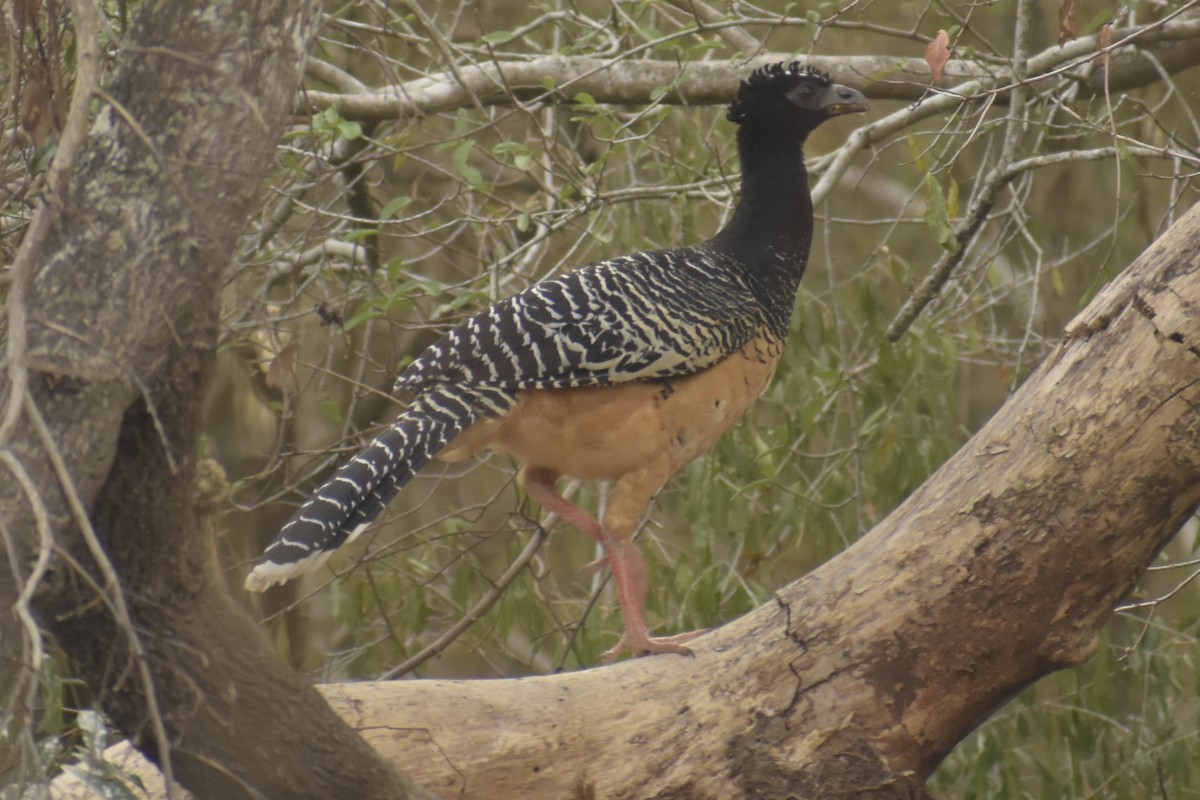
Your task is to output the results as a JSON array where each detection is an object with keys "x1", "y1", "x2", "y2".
[{"x1": 246, "y1": 62, "x2": 868, "y2": 662}]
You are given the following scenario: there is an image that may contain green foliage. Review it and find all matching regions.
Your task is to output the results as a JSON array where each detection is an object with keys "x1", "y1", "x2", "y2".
[
  {"x1": 311, "y1": 105, "x2": 362, "y2": 142},
  {"x1": 933, "y1": 615, "x2": 1200, "y2": 797},
  {"x1": 0, "y1": 655, "x2": 144, "y2": 800},
  {"x1": 923, "y1": 173, "x2": 960, "y2": 252},
  {"x1": 54, "y1": 712, "x2": 146, "y2": 800}
]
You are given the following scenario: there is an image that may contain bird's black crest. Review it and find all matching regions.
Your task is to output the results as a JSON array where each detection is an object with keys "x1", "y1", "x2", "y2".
[{"x1": 726, "y1": 62, "x2": 833, "y2": 124}]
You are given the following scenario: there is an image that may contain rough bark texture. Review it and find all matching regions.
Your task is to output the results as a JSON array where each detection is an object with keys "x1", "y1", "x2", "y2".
[
  {"x1": 1, "y1": 2, "x2": 428, "y2": 799},
  {"x1": 52, "y1": 204, "x2": 1200, "y2": 799}
]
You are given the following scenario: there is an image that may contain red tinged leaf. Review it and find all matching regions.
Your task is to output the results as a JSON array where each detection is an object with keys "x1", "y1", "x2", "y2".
[
  {"x1": 1058, "y1": 0, "x2": 1079, "y2": 45},
  {"x1": 19, "y1": 64, "x2": 54, "y2": 147},
  {"x1": 925, "y1": 29, "x2": 951, "y2": 85}
]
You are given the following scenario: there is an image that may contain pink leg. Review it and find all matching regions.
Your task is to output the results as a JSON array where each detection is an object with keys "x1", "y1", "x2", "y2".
[
  {"x1": 520, "y1": 466, "x2": 603, "y2": 543},
  {"x1": 598, "y1": 527, "x2": 705, "y2": 663},
  {"x1": 521, "y1": 466, "x2": 607, "y2": 572},
  {"x1": 523, "y1": 465, "x2": 706, "y2": 662}
]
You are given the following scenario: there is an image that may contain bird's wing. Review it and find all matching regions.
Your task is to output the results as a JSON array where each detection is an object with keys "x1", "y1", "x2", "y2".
[{"x1": 395, "y1": 246, "x2": 764, "y2": 394}]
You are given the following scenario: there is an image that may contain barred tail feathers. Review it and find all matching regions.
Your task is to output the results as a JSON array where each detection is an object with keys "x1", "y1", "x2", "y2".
[{"x1": 244, "y1": 384, "x2": 515, "y2": 592}]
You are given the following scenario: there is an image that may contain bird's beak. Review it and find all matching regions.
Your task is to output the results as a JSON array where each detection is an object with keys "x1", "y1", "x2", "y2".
[{"x1": 822, "y1": 84, "x2": 869, "y2": 117}]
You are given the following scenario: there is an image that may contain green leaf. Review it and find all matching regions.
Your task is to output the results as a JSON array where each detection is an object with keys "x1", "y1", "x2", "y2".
[
  {"x1": 492, "y1": 142, "x2": 530, "y2": 155},
  {"x1": 494, "y1": 142, "x2": 533, "y2": 172},
  {"x1": 434, "y1": 289, "x2": 489, "y2": 318},
  {"x1": 1051, "y1": 266, "x2": 1067, "y2": 297},
  {"x1": 482, "y1": 30, "x2": 515, "y2": 44},
  {"x1": 453, "y1": 108, "x2": 470, "y2": 136},
  {"x1": 342, "y1": 304, "x2": 384, "y2": 332},
  {"x1": 342, "y1": 228, "x2": 377, "y2": 243},
  {"x1": 453, "y1": 139, "x2": 483, "y2": 186},
  {"x1": 312, "y1": 106, "x2": 361, "y2": 142},
  {"x1": 923, "y1": 173, "x2": 958, "y2": 252},
  {"x1": 906, "y1": 133, "x2": 930, "y2": 172},
  {"x1": 639, "y1": 24, "x2": 663, "y2": 42},
  {"x1": 379, "y1": 195, "x2": 411, "y2": 220}
]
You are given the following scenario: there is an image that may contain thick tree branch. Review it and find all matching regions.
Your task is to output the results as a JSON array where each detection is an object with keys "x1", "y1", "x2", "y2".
[
  {"x1": 60, "y1": 202, "x2": 1200, "y2": 799},
  {"x1": 296, "y1": 16, "x2": 1200, "y2": 123}
]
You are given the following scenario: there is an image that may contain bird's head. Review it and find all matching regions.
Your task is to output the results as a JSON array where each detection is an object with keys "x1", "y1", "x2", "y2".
[{"x1": 726, "y1": 62, "x2": 868, "y2": 136}]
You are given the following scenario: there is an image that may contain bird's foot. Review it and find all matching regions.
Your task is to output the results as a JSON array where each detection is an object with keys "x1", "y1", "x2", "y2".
[{"x1": 601, "y1": 628, "x2": 707, "y2": 663}]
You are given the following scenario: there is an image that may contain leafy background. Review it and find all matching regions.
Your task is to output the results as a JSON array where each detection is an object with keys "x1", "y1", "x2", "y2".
[{"x1": 4, "y1": 0, "x2": 1200, "y2": 796}]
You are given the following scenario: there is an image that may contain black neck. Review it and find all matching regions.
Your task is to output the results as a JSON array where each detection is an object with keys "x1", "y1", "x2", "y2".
[{"x1": 709, "y1": 121, "x2": 815, "y2": 330}]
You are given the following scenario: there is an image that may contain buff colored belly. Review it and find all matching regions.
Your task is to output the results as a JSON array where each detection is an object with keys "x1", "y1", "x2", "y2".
[{"x1": 439, "y1": 336, "x2": 781, "y2": 482}]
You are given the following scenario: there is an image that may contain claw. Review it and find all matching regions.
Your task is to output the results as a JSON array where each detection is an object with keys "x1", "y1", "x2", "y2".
[{"x1": 601, "y1": 628, "x2": 707, "y2": 663}]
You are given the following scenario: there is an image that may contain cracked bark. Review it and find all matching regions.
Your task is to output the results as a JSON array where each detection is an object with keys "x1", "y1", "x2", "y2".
[{"x1": 53, "y1": 197, "x2": 1200, "y2": 798}]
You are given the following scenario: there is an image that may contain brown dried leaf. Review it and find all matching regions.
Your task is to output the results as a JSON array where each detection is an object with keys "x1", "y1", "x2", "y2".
[
  {"x1": 19, "y1": 64, "x2": 53, "y2": 147},
  {"x1": 1098, "y1": 22, "x2": 1113, "y2": 67},
  {"x1": 1058, "y1": 0, "x2": 1079, "y2": 45},
  {"x1": 13, "y1": 0, "x2": 42, "y2": 29},
  {"x1": 265, "y1": 343, "x2": 298, "y2": 389},
  {"x1": 925, "y1": 29, "x2": 951, "y2": 85}
]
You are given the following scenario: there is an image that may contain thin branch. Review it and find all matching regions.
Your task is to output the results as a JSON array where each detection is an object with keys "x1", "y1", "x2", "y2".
[
  {"x1": 884, "y1": 145, "x2": 1185, "y2": 342},
  {"x1": 810, "y1": 13, "x2": 1200, "y2": 205},
  {"x1": 662, "y1": 0, "x2": 761, "y2": 56},
  {"x1": 379, "y1": 524, "x2": 549, "y2": 679},
  {"x1": 0, "y1": 449, "x2": 55, "y2": 788}
]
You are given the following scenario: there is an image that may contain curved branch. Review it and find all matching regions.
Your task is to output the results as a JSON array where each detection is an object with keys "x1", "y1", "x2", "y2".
[{"x1": 296, "y1": 16, "x2": 1200, "y2": 124}]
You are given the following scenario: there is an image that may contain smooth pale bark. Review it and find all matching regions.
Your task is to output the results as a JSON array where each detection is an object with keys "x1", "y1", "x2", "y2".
[
  {"x1": 0, "y1": 2, "x2": 430, "y2": 798},
  {"x1": 54, "y1": 203, "x2": 1200, "y2": 799},
  {"x1": 298, "y1": 16, "x2": 1200, "y2": 122}
]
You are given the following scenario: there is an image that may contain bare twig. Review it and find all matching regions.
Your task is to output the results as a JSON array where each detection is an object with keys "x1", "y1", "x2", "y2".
[
  {"x1": 810, "y1": 13, "x2": 1200, "y2": 205},
  {"x1": 884, "y1": 145, "x2": 1185, "y2": 341},
  {"x1": 379, "y1": 524, "x2": 549, "y2": 679}
]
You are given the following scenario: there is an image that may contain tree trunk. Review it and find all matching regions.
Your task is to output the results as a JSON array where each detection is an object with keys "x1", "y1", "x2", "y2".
[
  {"x1": 0, "y1": 2, "x2": 430, "y2": 798},
  {"x1": 52, "y1": 198, "x2": 1200, "y2": 798}
]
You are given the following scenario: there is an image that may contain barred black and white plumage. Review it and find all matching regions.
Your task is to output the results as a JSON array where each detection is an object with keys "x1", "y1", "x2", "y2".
[
  {"x1": 245, "y1": 384, "x2": 515, "y2": 590},
  {"x1": 396, "y1": 247, "x2": 766, "y2": 394},
  {"x1": 246, "y1": 61, "x2": 868, "y2": 642}
]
